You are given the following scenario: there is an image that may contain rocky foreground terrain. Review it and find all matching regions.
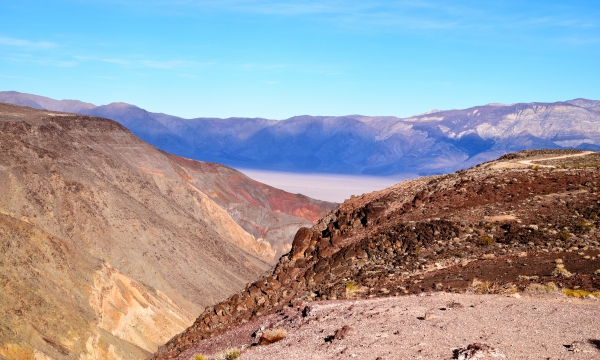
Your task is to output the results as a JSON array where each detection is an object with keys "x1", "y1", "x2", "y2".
[
  {"x1": 155, "y1": 149, "x2": 600, "y2": 359},
  {"x1": 0, "y1": 103, "x2": 333, "y2": 359}
]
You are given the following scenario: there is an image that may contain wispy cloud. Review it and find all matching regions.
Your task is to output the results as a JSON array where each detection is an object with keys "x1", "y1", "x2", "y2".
[
  {"x1": 139, "y1": 59, "x2": 205, "y2": 69},
  {"x1": 74, "y1": 55, "x2": 215, "y2": 69},
  {"x1": 2, "y1": 53, "x2": 79, "y2": 68},
  {"x1": 148, "y1": 0, "x2": 600, "y2": 36},
  {"x1": 0, "y1": 36, "x2": 56, "y2": 49}
]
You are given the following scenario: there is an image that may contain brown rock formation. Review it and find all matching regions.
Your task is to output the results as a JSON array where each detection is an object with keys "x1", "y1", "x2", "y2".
[
  {"x1": 154, "y1": 149, "x2": 600, "y2": 359},
  {"x1": 0, "y1": 103, "x2": 331, "y2": 359}
]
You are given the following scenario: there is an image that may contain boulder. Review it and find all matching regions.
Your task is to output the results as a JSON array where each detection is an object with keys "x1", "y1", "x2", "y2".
[{"x1": 290, "y1": 227, "x2": 312, "y2": 260}]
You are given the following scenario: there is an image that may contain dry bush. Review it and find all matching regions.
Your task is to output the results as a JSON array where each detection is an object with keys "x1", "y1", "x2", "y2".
[
  {"x1": 525, "y1": 282, "x2": 560, "y2": 294},
  {"x1": 480, "y1": 235, "x2": 494, "y2": 247},
  {"x1": 259, "y1": 329, "x2": 287, "y2": 345},
  {"x1": 193, "y1": 355, "x2": 208, "y2": 360},
  {"x1": 468, "y1": 279, "x2": 498, "y2": 294},
  {"x1": 214, "y1": 349, "x2": 240, "y2": 360},
  {"x1": 578, "y1": 220, "x2": 594, "y2": 232},
  {"x1": 563, "y1": 288, "x2": 600, "y2": 298},
  {"x1": 558, "y1": 232, "x2": 572, "y2": 241},
  {"x1": 345, "y1": 281, "x2": 366, "y2": 298},
  {"x1": 551, "y1": 264, "x2": 572, "y2": 278}
]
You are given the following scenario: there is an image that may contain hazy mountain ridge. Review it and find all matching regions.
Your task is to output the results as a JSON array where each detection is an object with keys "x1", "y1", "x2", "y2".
[
  {"x1": 0, "y1": 103, "x2": 332, "y2": 359},
  {"x1": 2, "y1": 91, "x2": 599, "y2": 175}
]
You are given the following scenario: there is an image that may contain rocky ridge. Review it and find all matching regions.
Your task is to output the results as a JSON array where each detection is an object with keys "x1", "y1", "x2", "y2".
[{"x1": 154, "y1": 149, "x2": 600, "y2": 359}]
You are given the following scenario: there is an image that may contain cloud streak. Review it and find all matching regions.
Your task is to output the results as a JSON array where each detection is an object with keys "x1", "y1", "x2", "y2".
[
  {"x1": 0, "y1": 36, "x2": 57, "y2": 49},
  {"x1": 74, "y1": 55, "x2": 215, "y2": 69},
  {"x1": 131, "y1": 0, "x2": 600, "y2": 30}
]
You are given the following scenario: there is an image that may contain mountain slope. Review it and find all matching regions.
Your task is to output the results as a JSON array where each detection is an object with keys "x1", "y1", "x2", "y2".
[
  {"x1": 154, "y1": 149, "x2": 600, "y2": 359},
  {"x1": 0, "y1": 103, "x2": 331, "y2": 359},
  {"x1": 168, "y1": 156, "x2": 335, "y2": 259},
  {"x1": 3, "y1": 92, "x2": 600, "y2": 176}
]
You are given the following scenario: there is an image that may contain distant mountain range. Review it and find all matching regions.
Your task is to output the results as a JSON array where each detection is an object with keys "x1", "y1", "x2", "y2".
[{"x1": 2, "y1": 91, "x2": 600, "y2": 175}]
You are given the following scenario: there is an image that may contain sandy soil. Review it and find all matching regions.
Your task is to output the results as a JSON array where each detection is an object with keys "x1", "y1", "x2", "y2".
[{"x1": 229, "y1": 293, "x2": 600, "y2": 359}]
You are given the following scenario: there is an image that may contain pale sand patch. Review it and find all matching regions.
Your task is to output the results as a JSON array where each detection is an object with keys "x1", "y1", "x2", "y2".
[
  {"x1": 236, "y1": 169, "x2": 415, "y2": 203},
  {"x1": 486, "y1": 215, "x2": 516, "y2": 222}
]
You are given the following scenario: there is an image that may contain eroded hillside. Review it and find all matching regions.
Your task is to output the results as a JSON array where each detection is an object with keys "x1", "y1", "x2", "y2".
[
  {"x1": 0, "y1": 103, "x2": 330, "y2": 359},
  {"x1": 155, "y1": 149, "x2": 600, "y2": 359}
]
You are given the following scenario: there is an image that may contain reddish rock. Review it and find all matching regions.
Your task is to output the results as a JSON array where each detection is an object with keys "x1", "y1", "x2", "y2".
[{"x1": 291, "y1": 227, "x2": 313, "y2": 260}]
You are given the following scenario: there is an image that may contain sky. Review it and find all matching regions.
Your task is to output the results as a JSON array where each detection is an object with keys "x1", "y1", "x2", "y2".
[{"x1": 0, "y1": 0, "x2": 599, "y2": 119}]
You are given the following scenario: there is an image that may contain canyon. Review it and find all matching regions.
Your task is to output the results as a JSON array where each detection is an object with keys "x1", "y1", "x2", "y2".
[{"x1": 0, "y1": 103, "x2": 333, "y2": 359}]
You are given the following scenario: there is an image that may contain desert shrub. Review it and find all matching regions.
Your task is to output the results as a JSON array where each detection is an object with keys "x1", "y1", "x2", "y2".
[
  {"x1": 558, "y1": 232, "x2": 572, "y2": 241},
  {"x1": 194, "y1": 355, "x2": 208, "y2": 360},
  {"x1": 226, "y1": 349, "x2": 240, "y2": 360},
  {"x1": 563, "y1": 288, "x2": 600, "y2": 298},
  {"x1": 517, "y1": 275, "x2": 539, "y2": 281},
  {"x1": 551, "y1": 264, "x2": 572, "y2": 278},
  {"x1": 525, "y1": 282, "x2": 559, "y2": 293},
  {"x1": 578, "y1": 220, "x2": 594, "y2": 232},
  {"x1": 468, "y1": 279, "x2": 498, "y2": 294},
  {"x1": 344, "y1": 281, "x2": 363, "y2": 298},
  {"x1": 214, "y1": 349, "x2": 241, "y2": 360},
  {"x1": 480, "y1": 235, "x2": 494, "y2": 247},
  {"x1": 259, "y1": 329, "x2": 287, "y2": 345}
]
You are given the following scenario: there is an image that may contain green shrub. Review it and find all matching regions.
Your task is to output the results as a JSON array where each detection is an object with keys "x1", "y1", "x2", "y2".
[
  {"x1": 226, "y1": 349, "x2": 240, "y2": 360},
  {"x1": 578, "y1": 220, "x2": 594, "y2": 232},
  {"x1": 480, "y1": 235, "x2": 494, "y2": 247},
  {"x1": 558, "y1": 232, "x2": 572, "y2": 241}
]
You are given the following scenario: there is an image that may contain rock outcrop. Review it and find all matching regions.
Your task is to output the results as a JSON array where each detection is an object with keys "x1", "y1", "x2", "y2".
[{"x1": 154, "y1": 150, "x2": 600, "y2": 359}]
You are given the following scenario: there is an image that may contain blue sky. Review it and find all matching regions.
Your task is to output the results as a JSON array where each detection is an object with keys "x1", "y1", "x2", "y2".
[{"x1": 1, "y1": 0, "x2": 599, "y2": 119}]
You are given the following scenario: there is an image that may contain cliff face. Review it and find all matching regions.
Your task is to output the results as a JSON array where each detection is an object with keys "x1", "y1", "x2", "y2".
[
  {"x1": 154, "y1": 150, "x2": 600, "y2": 359},
  {"x1": 0, "y1": 104, "x2": 330, "y2": 359}
]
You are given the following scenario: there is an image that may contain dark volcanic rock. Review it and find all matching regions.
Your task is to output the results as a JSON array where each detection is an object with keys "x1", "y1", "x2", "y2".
[{"x1": 153, "y1": 150, "x2": 600, "y2": 359}]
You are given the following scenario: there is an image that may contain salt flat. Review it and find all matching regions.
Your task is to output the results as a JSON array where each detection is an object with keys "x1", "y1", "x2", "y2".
[{"x1": 236, "y1": 169, "x2": 415, "y2": 203}]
